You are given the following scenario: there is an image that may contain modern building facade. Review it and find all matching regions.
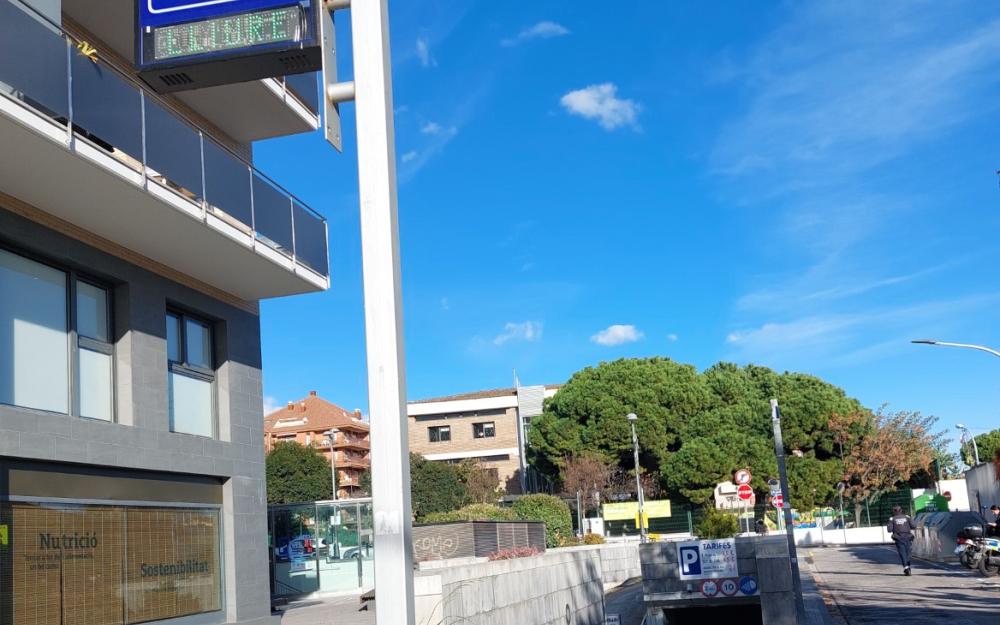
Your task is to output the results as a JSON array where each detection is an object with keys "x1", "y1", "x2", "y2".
[
  {"x1": 263, "y1": 392, "x2": 371, "y2": 499},
  {"x1": 0, "y1": 1, "x2": 328, "y2": 624},
  {"x1": 408, "y1": 385, "x2": 559, "y2": 494}
]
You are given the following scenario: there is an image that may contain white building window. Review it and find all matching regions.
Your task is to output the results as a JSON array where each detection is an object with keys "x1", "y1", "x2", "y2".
[
  {"x1": 167, "y1": 311, "x2": 215, "y2": 437},
  {"x1": 0, "y1": 248, "x2": 113, "y2": 419},
  {"x1": 473, "y1": 422, "x2": 495, "y2": 439}
]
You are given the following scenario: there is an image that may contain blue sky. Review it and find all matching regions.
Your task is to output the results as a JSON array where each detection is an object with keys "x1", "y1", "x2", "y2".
[{"x1": 254, "y1": 1, "x2": 1000, "y2": 454}]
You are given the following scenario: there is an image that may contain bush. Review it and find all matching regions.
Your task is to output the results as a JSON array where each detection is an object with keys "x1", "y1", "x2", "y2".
[
  {"x1": 583, "y1": 532, "x2": 606, "y2": 545},
  {"x1": 421, "y1": 504, "x2": 517, "y2": 523},
  {"x1": 512, "y1": 494, "x2": 573, "y2": 547},
  {"x1": 410, "y1": 454, "x2": 468, "y2": 520},
  {"x1": 694, "y1": 507, "x2": 739, "y2": 539},
  {"x1": 487, "y1": 546, "x2": 541, "y2": 561}
]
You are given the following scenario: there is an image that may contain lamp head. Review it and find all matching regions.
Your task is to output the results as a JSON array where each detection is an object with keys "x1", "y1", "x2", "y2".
[
  {"x1": 627, "y1": 413, "x2": 637, "y2": 422},
  {"x1": 911, "y1": 339, "x2": 938, "y2": 345},
  {"x1": 324, "y1": 428, "x2": 340, "y2": 437},
  {"x1": 955, "y1": 423, "x2": 967, "y2": 431}
]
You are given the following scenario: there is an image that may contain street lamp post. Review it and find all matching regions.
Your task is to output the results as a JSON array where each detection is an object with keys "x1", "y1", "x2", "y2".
[
  {"x1": 627, "y1": 413, "x2": 647, "y2": 543},
  {"x1": 324, "y1": 428, "x2": 340, "y2": 500},
  {"x1": 957, "y1": 423, "x2": 980, "y2": 466},
  {"x1": 912, "y1": 339, "x2": 998, "y2": 467}
]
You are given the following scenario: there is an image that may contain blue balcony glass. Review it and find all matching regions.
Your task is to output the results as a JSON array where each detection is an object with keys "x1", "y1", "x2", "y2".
[{"x1": 0, "y1": 0, "x2": 329, "y2": 285}]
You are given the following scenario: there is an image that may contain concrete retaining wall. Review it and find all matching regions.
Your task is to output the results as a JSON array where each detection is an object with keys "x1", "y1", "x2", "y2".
[
  {"x1": 793, "y1": 525, "x2": 890, "y2": 546},
  {"x1": 415, "y1": 545, "x2": 630, "y2": 625}
]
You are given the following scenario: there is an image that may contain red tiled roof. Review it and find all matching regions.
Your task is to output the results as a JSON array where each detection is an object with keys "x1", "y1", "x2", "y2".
[
  {"x1": 264, "y1": 392, "x2": 370, "y2": 434},
  {"x1": 410, "y1": 384, "x2": 561, "y2": 404}
]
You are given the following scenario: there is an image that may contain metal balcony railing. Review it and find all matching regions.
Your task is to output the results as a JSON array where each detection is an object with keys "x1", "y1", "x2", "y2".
[{"x1": 0, "y1": 0, "x2": 329, "y2": 278}]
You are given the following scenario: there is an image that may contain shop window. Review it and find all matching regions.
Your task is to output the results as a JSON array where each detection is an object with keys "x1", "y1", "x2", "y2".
[
  {"x1": 2, "y1": 502, "x2": 221, "y2": 625},
  {"x1": 428, "y1": 425, "x2": 451, "y2": 443},
  {"x1": 167, "y1": 311, "x2": 215, "y2": 437},
  {"x1": 473, "y1": 422, "x2": 495, "y2": 439}
]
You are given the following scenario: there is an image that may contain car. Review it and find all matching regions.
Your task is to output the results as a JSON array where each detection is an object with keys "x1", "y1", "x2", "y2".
[{"x1": 274, "y1": 534, "x2": 316, "y2": 562}]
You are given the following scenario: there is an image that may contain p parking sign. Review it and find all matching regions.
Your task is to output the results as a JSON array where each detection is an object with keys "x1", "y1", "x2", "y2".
[{"x1": 676, "y1": 538, "x2": 738, "y2": 580}]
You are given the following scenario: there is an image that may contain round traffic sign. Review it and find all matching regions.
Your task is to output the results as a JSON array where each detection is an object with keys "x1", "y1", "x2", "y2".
[
  {"x1": 943, "y1": 491, "x2": 952, "y2": 501},
  {"x1": 720, "y1": 578, "x2": 738, "y2": 596},
  {"x1": 734, "y1": 469, "x2": 752, "y2": 486},
  {"x1": 700, "y1": 580, "x2": 719, "y2": 597},
  {"x1": 737, "y1": 484, "x2": 753, "y2": 501},
  {"x1": 739, "y1": 576, "x2": 758, "y2": 596},
  {"x1": 771, "y1": 494, "x2": 784, "y2": 509}
]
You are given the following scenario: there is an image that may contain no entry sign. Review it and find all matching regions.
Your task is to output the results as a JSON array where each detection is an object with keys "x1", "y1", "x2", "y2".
[
  {"x1": 737, "y1": 484, "x2": 753, "y2": 501},
  {"x1": 771, "y1": 493, "x2": 784, "y2": 509}
]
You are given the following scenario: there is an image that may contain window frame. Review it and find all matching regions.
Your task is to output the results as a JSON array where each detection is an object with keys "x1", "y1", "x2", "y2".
[
  {"x1": 428, "y1": 425, "x2": 451, "y2": 443},
  {"x1": 0, "y1": 243, "x2": 115, "y2": 421},
  {"x1": 166, "y1": 308, "x2": 217, "y2": 438},
  {"x1": 472, "y1": 421, "x2": 496, "y2": 439},
  {"x1": 72, "y1": 276, "x2": 115, "y2": 422}
]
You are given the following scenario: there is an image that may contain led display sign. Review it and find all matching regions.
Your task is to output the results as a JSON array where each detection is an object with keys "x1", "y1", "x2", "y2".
[{"x1": 137, "y1": 0, "x2": 322, "y2": 93}]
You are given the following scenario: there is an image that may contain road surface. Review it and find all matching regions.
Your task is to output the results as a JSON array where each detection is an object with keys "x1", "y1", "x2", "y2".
[
  {"x1": 806, "y1": 545, "x2": 1000, "y2": 625},
  {"x1": 605, "y1": 578, "x2": 646, "y2": 625}
]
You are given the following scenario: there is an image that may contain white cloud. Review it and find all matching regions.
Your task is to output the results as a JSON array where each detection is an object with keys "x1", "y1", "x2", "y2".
[
  {"x1": 493, "y1": 321, "x2": 543, "y2": 345},
  {"x1": 416, "y1": 37, "x2": 435, "y2": 68},
  {"x1": 401, "y1": 150, "x2": 418, "y2": 163},
  {"x1": 420, "y1": 121, "x2": 457, "y2": 137},
  {"x1": 560, "y1": 83, "x2": 641, "y2": 130},
  {"x1": 263, "y1": 395, "x2": 281, "y2": 415},
  {"x1": 440, "y1": 297, "x2": 450, "y2": 311},
  {"x1": 502, "y1": 21, "x2": 570, "y2": 46},
  {"x1": 591, "y1": 324, "x2": 644, "y2": 346},
  {"x1": 667, "y1": 334, "x2": 679, "y2": 342}
]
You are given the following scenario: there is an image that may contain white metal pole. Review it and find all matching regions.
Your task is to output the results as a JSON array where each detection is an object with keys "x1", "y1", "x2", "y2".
[
  {"x1": 350, "y1": 1, "x2": 414, "y2": 622},
  {"x1": 630, "y1": 419, "x2": 647, "y2": 542}
]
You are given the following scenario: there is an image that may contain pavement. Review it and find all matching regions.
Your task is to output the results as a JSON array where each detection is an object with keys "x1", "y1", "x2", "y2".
[
  {"x1": 274, "y1": 595, "x2": 374, "y2": 625},
  {"x1": 604, "y1": 578, "x2": 646, "y2": 625},
  {"x1": 805, "y1": 545, "x2": 1000, "y2": 625}
]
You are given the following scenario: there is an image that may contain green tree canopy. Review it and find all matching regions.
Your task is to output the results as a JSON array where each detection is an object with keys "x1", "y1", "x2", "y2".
[
  {"x1": 962, "y1": 429, "x2": 1000, "y2": 467},
  {"x1": 266, "y1": 441, "x2": 333, "y2": 504},
  {"x1": 527, "y1": 357, "x2": 865, "y2": 506},
  {"x1": 410, "y1": 453, "x2": 468, "y2": 519}
]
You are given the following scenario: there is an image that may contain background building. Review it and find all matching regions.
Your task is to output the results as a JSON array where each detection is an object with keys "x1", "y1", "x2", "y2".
[
  {"x1": 264, "y1": 391, "x2": 371, "y2": 499},
  {"x1": 0, "y1": 1, "x2": 328, "y2": 623},
  {"x1": 407, "y1": 385, "x2": 559, "y2": 494}
]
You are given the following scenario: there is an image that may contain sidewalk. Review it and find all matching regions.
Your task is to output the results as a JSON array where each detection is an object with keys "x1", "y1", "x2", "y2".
[{"x1": 275, "y1": 596, "x2": 374, "y2": 625}]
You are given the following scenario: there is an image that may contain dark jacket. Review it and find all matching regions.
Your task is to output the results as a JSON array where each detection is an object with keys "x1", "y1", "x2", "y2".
[{"x1": 887, "y1": 513, "x2": 916, "y2": 542}]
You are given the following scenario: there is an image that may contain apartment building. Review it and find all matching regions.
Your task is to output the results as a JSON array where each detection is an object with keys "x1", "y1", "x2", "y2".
[
  {"x1": 264, "y1": 391, "x2": 371, "y2": 499},
  {"x1": 0, "y1": 1, "x2": 328, "y2": 624},
  {"x1": 408, "y1": 385, "x2": 559, "y2": 494}
]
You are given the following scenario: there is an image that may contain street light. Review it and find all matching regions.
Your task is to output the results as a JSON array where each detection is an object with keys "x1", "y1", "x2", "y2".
[
  {"x1": 911, "y1": 339, "x2": 1000, "y2": 359},
  {"x1": 627, "y1": 413, "x2": 647, "y2": 543},
  {"x1": 912, "y1": 339, "x2": 998, "y2": 466},
  {"x1": 956, "y1": 423, "x2": 981, "y2": 466},
  {"x1": 324, "y1": 428, "x2": 340, "y2": 500}
]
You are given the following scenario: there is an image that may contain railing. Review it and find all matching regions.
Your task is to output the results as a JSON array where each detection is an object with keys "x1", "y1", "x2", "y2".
[{"x1": 0, "y1": 0, "x2": 329, "y2": 278}]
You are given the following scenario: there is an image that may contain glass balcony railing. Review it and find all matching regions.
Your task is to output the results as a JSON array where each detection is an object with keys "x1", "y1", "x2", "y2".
[{"x1": 0, "y1": 0, "x2": 329, "y2": 278}]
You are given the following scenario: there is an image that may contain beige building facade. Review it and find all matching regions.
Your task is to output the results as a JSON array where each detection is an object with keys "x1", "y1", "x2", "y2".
[{"x1": 408, "y1": 386, "x2": 559, "y2": 494}]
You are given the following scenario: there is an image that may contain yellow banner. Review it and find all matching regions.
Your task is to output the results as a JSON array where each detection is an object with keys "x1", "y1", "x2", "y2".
[{"x1": 602, "y1": 500, "x2": 671, "y2": 521}]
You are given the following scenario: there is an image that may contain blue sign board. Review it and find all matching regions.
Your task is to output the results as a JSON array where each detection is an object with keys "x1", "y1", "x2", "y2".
[
  {"x1": 136, "y1": 0, "x2": 322, "y2": 92},
  {"x1": 739, "y1": 575, "x2": 758, "y2": 596}
]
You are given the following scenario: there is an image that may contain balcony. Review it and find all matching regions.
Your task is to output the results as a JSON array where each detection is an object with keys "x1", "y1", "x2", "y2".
[
  {"x1": 0, "y1": 1, "x2": 329, "y2": 301},
  {"x1": 61, "y1": 0, "x2": 320, "y2": 143},
  {"x1": 333, "y1": 437, "x2": 371, "y2": 452}
]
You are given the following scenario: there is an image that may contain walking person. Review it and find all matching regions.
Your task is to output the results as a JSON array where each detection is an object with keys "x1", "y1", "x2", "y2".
[{"x1": 887, "y1": 505, "x2": 916, "y2": 575}]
